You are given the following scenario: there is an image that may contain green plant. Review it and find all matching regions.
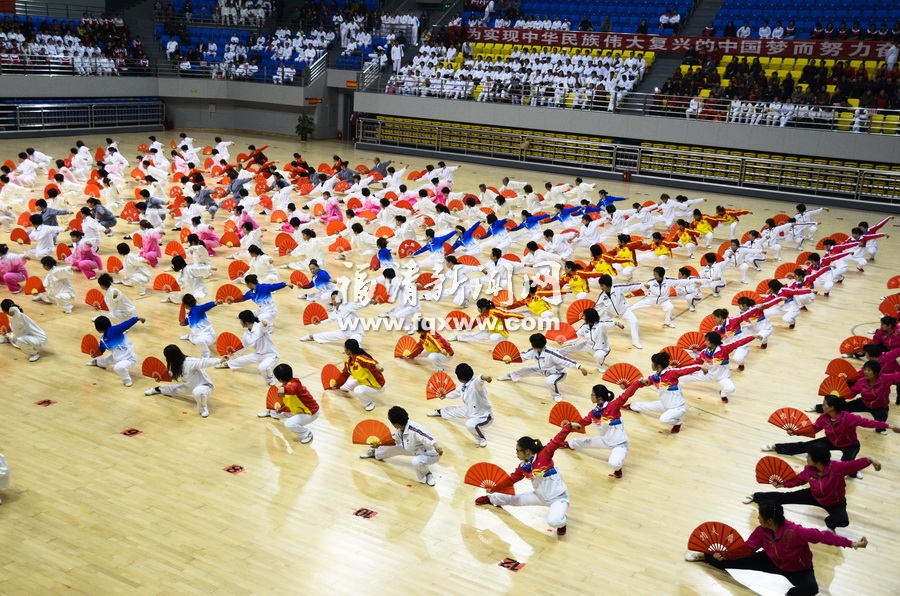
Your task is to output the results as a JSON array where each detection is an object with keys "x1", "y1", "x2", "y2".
[{"x1": 295, "y1": 114, "x2": 315, "y2": 138}]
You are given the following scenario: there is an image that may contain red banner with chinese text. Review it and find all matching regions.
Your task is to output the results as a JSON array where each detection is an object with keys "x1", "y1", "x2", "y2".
[{"x1": 462, "y1": 27, "x2": 892, "y2": 60}]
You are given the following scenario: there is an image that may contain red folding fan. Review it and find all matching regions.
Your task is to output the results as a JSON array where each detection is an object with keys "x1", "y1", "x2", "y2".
[
  {"x1": 879, "y1": 295, "x2": 900, "y2": 318},
  {"x1": 290, "y1": 270, "x2": 310, "y2": 288},
  {"x1": 85, "y1": 289, "x2": 109, "y2": 311},
  {"x1": 825, "y1": 358, "x2": 859, "y2": 382},
  {"x1": 394, "y1": 335, "x2": 419, "y2": 358},
  {"x1": 677, "y1": 331, "x2": 706, "y2": 352},
  {"x1": 774, "y1": 262, "x2": 798, "y2": 279},
  {"x1": 269, "y1": 210, "x2": 288, "y2": 223},
  {"x1": 178, "y1": 303, "x2": 187, "y2": 325},
  {"x1": 165, "y1": 241, "x2": 186, "y2": 257},
  {"x1": 223, "y1": 220, "x2": 238, "y2": 233},
  {"x1": 756, "y1": 279, "x2": 774, "y2": 295},
  {"x1": 216, "y1": 332, "x2": 243, "y2": 356},
  {"x1": 275, "y1": 233, "x2": 298, "y2": 257},
  {"x1": 153, "y1": 273, "x2": 180, "y2": 292},
  {"x1": 24, "y1": 276, "x2": 46, "y2": 295},
  {"x1": 328, "y1": 237, "x2": 351, "y2": 253},
  {"x1": 374, "y1": 226, "x2": 395, "y2": 239},
  {"x1": 796, "y1": 251, "x2": 813, "y2": 266},
  {"x1": 303, "y1": 302, "x2": 328, "y2": 325},
  {"x1": 56, "y1": 243, "x2": 72, "y2": 260},
  {"x1": 141, "y1": 356, "x2": 172, "y2": 382},
  {"x1": 220, "y1": 231, "x2": 241, "y2": 248},
  {"x1": 772, "y1": 213, "x2": 790, "y2": 225},
  {"x1": 548, "y1": 401, "x2": 586, "y2": 433},
  {"x1": 887, "y1": 275, "x2": 900, "y2": 290},
  {"x1": 321, "y1": 363, "x2": 342, "y2": 390},
  {"x1": 716, "y1": 241, "x2": 731, "y2": 257},
  {"x1": 501, "y1": 253, "x2": 521, "y2": 262},
  {"x1": 545, "y1": 322, "x2": 577, "y2": 344},
  {"x1": 687, "y1": 522, "x2": 750, "y2": 560},
  {"x1": 731, "y1": 290, "x2": 762, "y2": 306},
  {"x1": 699, "y1": 314, "x2": 717, "y2": 334},
  {"x1": 426, "y1": 371, "x2": 457, "y2": 400},
  {"x1": 9, "y1": 228, "x2": 30, "y2": 245},
  {"x1": 417, "y1": 272, "x2": 438, "y2": 291},
  {"x1": 839, "y1": 335, "x2": 869, "y2": 356},
  {"x1": 398, "y1": 239, "x2": 421, "y2": 259},
  {"x1": 216, "y1": 284, "x2": 244, "y2": 304},
  {"x1": 351, "y1": 420, "x2": 396, "y2": 446},
  {"x1": 445, "y1": 310, "x2": 472, "y2": 330},
  {"x1": 566, "y1": 299, "x2": 596, "y2": 325},
  {"x1": 16, "y1": 212, "x2": 31, "y2": 227},
  {"x1": 767, "y1": 407, "x2": 816, "y2": 437},
  {"x1": 458, "y1": 255, "x2": 481, "y2": 267},
  {"x1": 106, "y1": 255, "x2": 123, "y2": 274},
  {"x1": 265, "y1": 385, "x2": 289, "y2": 412},
  {"x1": 492, "y1": 341, "x2": 522, "y2": 363},
  {"x1": 370, "y1": 283, "x2": 389, "y2": 304},
  {"x1": 755, "y1": 456, "x2": 798, "y2": 485},
  {"x1": 81, "y1": 334, "x2": 101, "y2": 357},
  {"x1": 602, "y1": 363, "x2": 643, "y2": 387},
  {"x1": 463, "y1": 462, "x2": 515, "y2": 495},
  {"x1": 369, "y1": 254, "x2": 380, "y2": 271},
  {"x1": 131, "y1": 232, "x2": 143, "y2": 248},
  {"x1": 227, "y1": 261, "x2": 249, "y2": 281},
  {"x1": 494, "y1": 289, "x2": 511, "y2": 304},
  {"x1": 661, "y1": 345, "x2": 692, "y2": 367},
  {"x1": 310, "y1": 215, "x2": 340, "y2": 233},
  {"x1": 0, "y1": 313, "x2": 9, "y2": 334},
  {"x1": 818, "y1": 375, "x2": 852, "y2": 399}
]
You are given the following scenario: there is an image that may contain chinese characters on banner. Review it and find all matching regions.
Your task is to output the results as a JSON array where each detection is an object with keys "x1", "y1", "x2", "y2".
[{"x1": 461, "y1": 27, "x2": 892, "y2": 60}]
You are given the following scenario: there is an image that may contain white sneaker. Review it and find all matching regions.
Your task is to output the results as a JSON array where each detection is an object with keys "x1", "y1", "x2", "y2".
[
  {"x1": 359, "y1": 449, "x2": 375, "y2": 459},
  {"x1": 124, "y1": 379, "x2": 133, "y2": 387},
  {"x1": 804, "y1": 405, "x2": 817, "y2": 412},
  {"x1": 689, "y1": 304, "x2": 696, "y2": 312},
  {"x1": 632, "y1": 343, "x2": 643, "y2": 349},
  {"x1": 663, "y1": 323, "x2": 675, "y2": 328},
  {"x1": 852, "y1": 472, "x2": 863, "y2": 479},
  {"x1": 180, "y1": 334, "x2": 190, "y2": 340},
  {"x1": 29, "y1": 353, "x2": 40, "y2": 362},
  {"x1": 476, "y1": 438, "x2": 487, "y2": 447},
  {"x1": 214, "y1": 362, "x2": 230, "y2": 369},
  {"x1": 86, "y1": 359, "x2": 98, "y2": 366},
  {"x1": 427, "y1": 409, "x2": 441, "y2": 417},
  {"x1": 301, "y1": 433, "x2": 314, "y2": 444},
  {"x1": 257, "y1": 410, "x2": 274, "y2": 418},
  {"x1": 553, "y1": 394, "x2": 563, "y2": 403},
  {"x1": 424, "y1": 472, "x2": 436, "y2": 486},
  {"x1": 498, "y1": 374, "x2": 512, "y2": 381},
  {"x1": 684, "y1": 551, "x2": 705, "y2": 562},
  {"x1": 761, "y1": 444, "x2": 775, "y2": 452},
  {"x1": 200, "y1": 406, "x2": 209, "y2": 418},
  {"x1": 364, "y1": 401, "x2": 375, "y2": 411},
  {"x1": 299, "y1": 335, "x2": 313, "y2": 342},
  {"x1": 266, "y1": 376, "x2": 277, "y2": 386},
  {"x1": 145, "y1": 387, "x2": 161, "y2": 396},
  {"x1": 742, "y1": 495, "x2": 754, "y2": 504}
]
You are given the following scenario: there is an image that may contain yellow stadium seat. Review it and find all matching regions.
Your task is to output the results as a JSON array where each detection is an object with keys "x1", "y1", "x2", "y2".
[
  {"x1": 837, "y1": 112, "x2": 853, "y2": 131},
  {"x1": 847, "y1": 98, "x2": 859, "y2": 107},
  {"x1": 869, "y1": 114, "x2": 885, "y2": 133}
]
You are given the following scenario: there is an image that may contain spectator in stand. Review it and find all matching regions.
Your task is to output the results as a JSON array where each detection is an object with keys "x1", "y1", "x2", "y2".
[
  {"x1": 758, "y1": 21, "x2": 772, "y2": 39},
  {"x1": 670, "y1": 10, "x2": 681, "y2": 33},
  {"x1": 578, "y1": 14, "x2": 593, "y2": 31},
  {"x1": 736, "y1": 21, "x2": 751, "y2": 38},
  {"x1": 772, "y1": 21, "x2": 784, "y2": 39},
  {"x1": 810, "y1": 23, "x2": 825, "y2": 39},
  {"x1": 850, "y1": 21, "x2": 862, "y2": 39},
  {"x1": 600, "y1": 15, "x2": 612, "y2": 33},
  {"x1": 723, "y1": 21, "x2": 737, "y2": 37},
  {"x1": 637, "y1": 19, "x2": 649, "y2": 34},
  {"x1": 886, "y1": 42, "x2": 898, "y2": 73},
  {"x1": 658, "y1": 10, "x2": 671, "y2": 31},
  {"x1": 702, "y1": 22, "x2": 714, "y2": 36},
  {"x1": 877, "y1": 23, "x2": 890, "y2": 40},
  {"x1": 784, "y1": 20, "x2": 797, "y2": 39},
  {"x1": 823, "y1": 23, "x2": 836, "y2": 39}
]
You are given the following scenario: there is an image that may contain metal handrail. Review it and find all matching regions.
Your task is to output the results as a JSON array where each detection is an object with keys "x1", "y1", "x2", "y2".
[
  {"x1": 356, "y1": 116, "x2": 900, "y2": 204},
  {"x1": 308, "y1": 53, "x2": 328, "y2": 82},
  {"x1": 0, "y1": 100, "x2": 165, "y2": 132},
  {"x1": 0, "y1": 55, "x2": 155, "y2": 77},
  {"x1": 11, "y1": 1, "x2": 106, "y2": 19}
]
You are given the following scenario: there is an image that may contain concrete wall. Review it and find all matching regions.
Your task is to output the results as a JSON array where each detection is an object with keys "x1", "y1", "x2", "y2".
[{"x1": 353, "y1": 93, "x2": 900, "y2": 164}]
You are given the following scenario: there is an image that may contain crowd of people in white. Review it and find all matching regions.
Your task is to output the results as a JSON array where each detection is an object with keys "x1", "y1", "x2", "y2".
[
  {"x1": 384, "y1": 42, "x2": 647, "y2": 110},
  {"x1": 209, "y1": 0, "x2": 272, "y2": 28},
  {"x1": 685, "y1": 94, "x2": 877, "y2": 132},
  {"x1": 448, "y1": 14, "x2": 576, "y2": 30},
  {"x1": 0, "y1": 24, "x2": 142, "y2": 75}
]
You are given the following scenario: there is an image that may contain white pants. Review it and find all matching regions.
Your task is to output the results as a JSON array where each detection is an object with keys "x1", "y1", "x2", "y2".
[
  {"x1": 765, "y1": 301, "x2": 800, "y2": 324},
  {"x1": 95, "y1": 353, "x2": 137, "y2": 384},
  {"x1": 508, "y1": 367, "x2": 568, "y2": 399},
  {"x1": 630, "y1": 297, "x2": 674, "y2": 325},
  {"x1": 559, "y1": 341, "x2": 610, "y2": 368},
  {"x1": 439, "y1": 407, "x2": 492, "y2": 440},
  {"x1": 160, "y1": 382, "x2": 212, "y2": 412},
  {"x1": 374, "y1": 445, "x2": 439, "y2": 482},
  {"x1": 313, "y1": 329, "x2": 364, "y2": 344},
  {"x1": 340, "y1": 379, "x2": 384, "y2": 407},
  {"x1": 416, "y1": 351, "x2": 452, "y2": 372},
  {"x1": 567, "y1": 433, "x2": 628, "y2": 470},
  {"x1": 190, "y1": 329, "x2": 216, "y2": 358},
  {"x1": 630, "y1": 399, "x2": 687, "y2": 425},
  {"x1": 683, "y1": 370, "x2": 737, "y2": 397},
  {"x1": 386, "y1": 303, "x2": 420, "y2": 331},
  {"x1": 488, "y1": 491, "x2": 569, "y2": 528},
  {"x1": 10, "y1": 334, "x2": 47, "y2": 356},
  {"x1": 227, "y1": 352, "x2": 278, "y2": 384},
  {"x1": 280, "y1": 410, "x2": 319, "y2": 440},
  {"x1": 454, "y1": 330, "x2": 505, "y2": 344},
  {"x1": 609, "y1": 308, "x2": 641, "y2": 346}
]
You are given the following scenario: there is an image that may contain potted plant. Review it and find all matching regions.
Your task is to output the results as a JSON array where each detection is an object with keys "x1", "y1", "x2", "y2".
[{"x1": 295, "y1": 114, "x2": 315, "y2": 141}]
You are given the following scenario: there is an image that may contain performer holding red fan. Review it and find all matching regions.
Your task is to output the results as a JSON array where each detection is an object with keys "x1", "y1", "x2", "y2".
[
  {"x1": 427, "y1": 363, "x2": 493, "y2": 447},
  {"x1": 560, "y1": 384, "x2": 630, "y2": 478}
]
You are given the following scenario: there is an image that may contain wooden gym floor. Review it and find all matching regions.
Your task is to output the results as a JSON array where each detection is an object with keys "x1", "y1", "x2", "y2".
[{"x1": 0, "y1": 132, "x2": 898, "y2": 595}]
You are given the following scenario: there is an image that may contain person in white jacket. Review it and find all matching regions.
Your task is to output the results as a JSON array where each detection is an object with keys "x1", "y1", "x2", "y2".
[
  {"x1": 428, "y1": 363, "x2": 494, "y2": 447},
  {"x1": 145, "y1": 344, "x2": 223, "y2": 417},
  {"x1": 96, "y1": 274, "x2": 139, "y2": 322},
  {"x1": 498, "y1": 333, "x2": 589, "y2": 402},
  {"x1": 594, "y1": 274, "x2": 643, "y2": 349},
  {"x1": 559, "y1": 306, "x2": 624, "y2": 372},
  {"x1": 0, "y1": 299, "x2": 48, "y2": 361},
  {"x1": 629, "y1": 266, "x2": 696, "y2": 328},
  {"x1": 300, "y1": 290, "x2": 367, "y2": 344},
  {"x1": 360, "y1": 406, "x2": 444, "y2": 487},
  {"x1": 216, "y1": 310, "x2": 279, "y2": 385}
]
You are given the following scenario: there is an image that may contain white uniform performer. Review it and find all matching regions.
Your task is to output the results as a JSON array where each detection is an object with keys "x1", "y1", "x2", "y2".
[
  {"x1": 559, "y1": 313, "x2": 623, "y2": 371},
  {"x1": 104, "y1": 286, "x2": 139, "y2": 322},
  {"x1": 498, "y1": 340, "x2": 586, "y2": 402},
  {"x1": 0, "y1": 305, "x2": 48, "y2": 361},
  {"x1": 119, "y1": 252, "x2": 151, "y2": 295},
  {"x1": 360, "y1": 418, "x2": 442, "y2": 486},
  {"x1": 146, "y1": 356, "x2": 221, "y2": 417},
  {"x1": 37, "y1": 263, "x2": 76, "y2": 314},
  {"x1": 300, "y1": 292, "x2": 366, "y2": 344},
  {"x1": 220, "y1": 317, "x2": 279, "y2": 385},
  {"x1": 594, "y1": 275, "x2": 643, "y2": 348},
  {"x1": 428, "y1": 366, "x2": 494, "y2": 447},
  {"x1": 629, "y1": 271, "x2": 695, "y2": 328}
]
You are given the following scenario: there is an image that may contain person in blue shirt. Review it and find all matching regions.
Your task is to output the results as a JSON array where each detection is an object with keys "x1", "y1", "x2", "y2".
[
  {"x1": 374, "y1": 237, "x2": 395, "y2": 270},
  {"x1": 300, "y1": 260, "x2": 337, "y2": 301},
  {"x1": 451, "y1": 222, "x2": 483, "y2": 255},
  {"x1": 510, "y1": 211, "x2": 552, "y2": 242},
  {"x1": 597, "y1": 189, "x2": 627, "y2": 207},
  {"x1": 180, "y1": 294, "x2": 219, "y2": 358},
  {"x1": 547, "y1": 203, "x2": 583, "y2": 227},
  {"x1": 87, "y1": 315, "x2": 145, "y2": 387},
  {"x1": 481, "y1": 213, "x2": 513, "y2": 251},
  {"x1": 242, "y1": 274, "x2": 293, "y2": 324},
  {"x1": 414, "y1": 228, "x2": 458, "y2": 271}
]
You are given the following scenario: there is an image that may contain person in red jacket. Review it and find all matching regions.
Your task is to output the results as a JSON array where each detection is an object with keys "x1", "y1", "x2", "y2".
[
  {"x1": 327, "y1": 339, "x2": 385, "y2": 412},
  {"x1": 401, "y1": 319, "x2": 454, "y2": 372},
  {"x1": 808, "y1": 360, "x2": 900, "y2": 426},
  {"x1": 258, "y1": 363, "x2": 319, "y2": 444},
  {"x1": 743, "y1": 445, "x2": 881, "y2": 531},
  {"x1": 764, "y1": 394, "x2": 900, "y2": 469},
  {"x1": 561, "y1": 384, "x2": 630, "y2": 478},
  {"x1": 620, "y1": 351, "x2": 701, "y2": 433},
  {"x1": 686, "y1": 501, "x2": 868, "y2": 595}
]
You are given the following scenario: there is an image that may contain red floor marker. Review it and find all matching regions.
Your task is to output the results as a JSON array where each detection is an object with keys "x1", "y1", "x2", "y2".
[
  {"x1": 120, "y1": 428, "x2": 142, "y2": 437},
  {"x1": 223, "y1": 465, "x2": 245, "y2": 475},
  {"x1": 353, "y1": 508, "x2": 378, "y2": 519},
  {"x1": 35, "y1": 399, "x2": 56, "y2": 407},
  {"x1": 499, "y1": 558, "x2": 525, "y2": 572}
]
